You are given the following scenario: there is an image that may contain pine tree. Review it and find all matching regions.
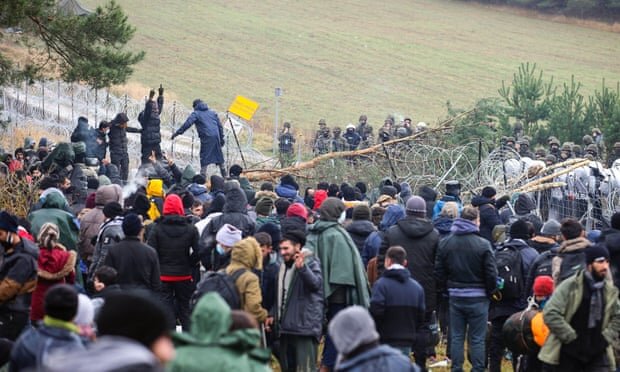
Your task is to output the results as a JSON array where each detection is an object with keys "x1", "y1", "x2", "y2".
[{"x1": 0, "y1": 0, "x2": 144, "y2": 88}]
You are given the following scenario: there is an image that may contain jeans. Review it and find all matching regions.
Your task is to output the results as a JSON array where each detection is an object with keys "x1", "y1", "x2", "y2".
[
  {"x1": 321, "y1": 303, "x2": 347, "y2": 369},
  {"x1": 160, "y1": 280, "x2": 195, "y2": 331},
  {"x1": 449, "y1": 296, "x2": 489, "y2": 372}
]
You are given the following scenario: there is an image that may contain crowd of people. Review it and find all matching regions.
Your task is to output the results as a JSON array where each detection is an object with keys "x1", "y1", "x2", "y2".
[{"x1": 1, "y1": 109, "x2": 620, "y2": 372}]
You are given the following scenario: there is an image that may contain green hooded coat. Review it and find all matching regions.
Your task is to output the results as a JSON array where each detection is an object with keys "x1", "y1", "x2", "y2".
[
  {"x1": 168, "y1": 293, "x2": 270, "y2": 372},
  {"x1": 28, "y1": 191, "x2": 79, "y2": 251},
  {"x1": 305, "y1": 220, "x2": 370, "y2": 307}
]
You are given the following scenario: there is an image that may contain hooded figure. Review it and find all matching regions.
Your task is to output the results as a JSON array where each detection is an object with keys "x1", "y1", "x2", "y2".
[
  {"x1": 107, "y1": 113, "x2": 140, "y2": 182},
  {"x1": 138, "y1": 88, "x2": 164, "y2": 164},
  {"x1": 173, "y1": 99, "x2": 225, "y2": 177},
  {"x1": 29, "y1": 190, "x2": 79, "y2": 251},
  {"x1": 225, "y1": 238, "x2": 268, "y2": 322},
  {"x1": 70, "y1": 117, "x2": 98, "y2": 159},
  {"x1": 169, "y1": 293, "x2": 270, "y2": 371}
]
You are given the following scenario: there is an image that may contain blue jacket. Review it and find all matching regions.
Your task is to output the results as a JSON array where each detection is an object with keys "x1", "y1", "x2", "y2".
[
  {"x1": 275, "y1": 184, "x2": 304, "y2": 204},
  {"x1": 175, "y1": 101, "x2": 224, "y2": 165},
  {"x1": 370, "y1": 268, "x2": 425, "y2": 346},
  {"x1": 10, "y1": 322, "x2": 85, "y2": 372},
  {"x1": 336, "y1": 344, "x2": 417, "y2": 372},
  {"x1": 432, "y1": 194, "x2": 463, "y2": 221}
]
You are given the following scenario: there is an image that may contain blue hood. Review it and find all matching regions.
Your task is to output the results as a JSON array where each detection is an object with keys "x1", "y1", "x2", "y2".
[
  {"x1": 195, "y1": 101, "x2": 209, "y2": 111},
  {"x1": 379, "y1": 204, "x2": 405, "y2": 231},
  {"x1": 434, "y1": 216, "x2": 454, "y2": 235},
  {"x1": 450, "y1": 218, "x2": 479, "y2": 235}
]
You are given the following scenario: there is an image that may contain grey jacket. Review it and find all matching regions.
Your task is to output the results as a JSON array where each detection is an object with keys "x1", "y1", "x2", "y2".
[{"x1": 277, "y1": 256, "x2": 324, "y2": 341}]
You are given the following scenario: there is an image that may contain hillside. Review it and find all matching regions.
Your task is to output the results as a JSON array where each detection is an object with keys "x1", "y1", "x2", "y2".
[{"x1": 81, "y1": 0, "x2": 620, "y2": 134}]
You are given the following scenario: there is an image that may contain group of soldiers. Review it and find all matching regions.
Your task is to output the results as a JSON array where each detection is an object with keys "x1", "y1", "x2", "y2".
[
  {"x1": 277, "y1": 115, "x2": 429, "y2": 166},
  {"x1": 500, "y1": 127, "x2": 620, "y2": 168}
]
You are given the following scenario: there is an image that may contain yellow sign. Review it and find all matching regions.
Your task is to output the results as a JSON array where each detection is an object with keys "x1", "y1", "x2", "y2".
[{"x1": 228, "y1": 95, "x2": 260, "y2": 121}]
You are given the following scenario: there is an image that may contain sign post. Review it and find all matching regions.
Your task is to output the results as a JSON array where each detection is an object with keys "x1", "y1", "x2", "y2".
[{"x1": 228, "y1": 95, "x2": 260, "y2": 169}]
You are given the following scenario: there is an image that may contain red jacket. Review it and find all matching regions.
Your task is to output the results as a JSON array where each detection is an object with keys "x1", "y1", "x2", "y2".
[{"x1": 30, "y1": 245, "x2": 76, "y2": 321}]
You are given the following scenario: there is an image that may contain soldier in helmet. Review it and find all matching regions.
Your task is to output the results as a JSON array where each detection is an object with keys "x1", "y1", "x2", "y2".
[
  {"x1": 343, "y1": 124, "x2": 361, "y2": 151},
  {"x1": 331, "y1": 127, "x2": 347, "y2": 152},
  {"x1": 572, "y1": 144, "x2": 583, "y2": 158},
  {"x1": 313, "y1": 119, "x2": 330, "y2": 156},
  {"x1": 607, "y1": 142, "x2": 620, "y2": 168},
  {"x1": 505, "y1": 136, "x2": 516, "y2": 150},
  {"x1": 544, "y1": 154, "x2": 556, "y2": 166},
  {"x1": 585, "y1": 143, "x2": 599, "y2": 161},
  {"x1": 518, "y1": 139, "x2": 534, "y2": 158},
  {"x1": 402, "y1": 118, "x2": 414, "y2": 137},
  {"x1": 356, "y1": 115, "x2": 373, "y2": 148},
  {"x1": 548, "y1": 137, "x2": 561, "y2": 159},
  {"x1": 278, "y1": 121, "x2": 296, "y2": 167},
  {"x1": 378, "y1": 117, "x2": 394, "y2": 143},
  {"x1": 560, "y1": 143, "x2": 573, "y2": 160},
  {"x1": 582, "y1": 134, "x2": 593, "y2": 147},
  {"x1": 534, "y1": 148, "x2": 547, "y2": 160}
]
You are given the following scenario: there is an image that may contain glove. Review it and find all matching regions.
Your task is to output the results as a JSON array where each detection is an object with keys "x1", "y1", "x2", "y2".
[
  {"x1": 158, "y1": 84, "x2": 164, "y2": 96},
  {"x1": 149, "y1": 89, "x2": 155, "y2": 99}
]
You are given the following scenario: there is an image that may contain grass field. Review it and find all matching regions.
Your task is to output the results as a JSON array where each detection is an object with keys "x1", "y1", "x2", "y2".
[{"x1": 80, "y1": 0, "x2": 620, "y2": 139}]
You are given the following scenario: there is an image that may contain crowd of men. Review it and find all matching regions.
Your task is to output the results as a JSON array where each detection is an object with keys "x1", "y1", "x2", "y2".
[{"x1": 1, "y1": 109, "x2": 620, "y2": 372}]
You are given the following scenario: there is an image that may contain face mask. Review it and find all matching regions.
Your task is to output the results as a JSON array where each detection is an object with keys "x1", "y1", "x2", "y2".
[
  {"x1": 216, "y1": 244, "x2": 225, "y2": 255},
  {"x1": 338, "y1": 211, "x2": 346, "y2": 224}
]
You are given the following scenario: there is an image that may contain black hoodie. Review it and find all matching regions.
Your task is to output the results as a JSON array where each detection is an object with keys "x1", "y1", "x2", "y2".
[
  {"x1": 378, "y1": 216, "x2": 439, "y2": 313},
  {"x1": 346, "y1": 220, "x2": 376, "y2": 254},
  {"x1": 418, "y1": 186, "x2": 437, "y2": 220}
]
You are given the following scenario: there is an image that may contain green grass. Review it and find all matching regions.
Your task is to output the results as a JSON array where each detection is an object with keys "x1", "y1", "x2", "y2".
[{"x1": 82, "y1": 0, "x2": 620, "y2": 134}]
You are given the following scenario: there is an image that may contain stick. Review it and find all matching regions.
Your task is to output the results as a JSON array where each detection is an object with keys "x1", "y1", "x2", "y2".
[{"x1": 228, "y1": 114, "x2": 247, "y2": 168}]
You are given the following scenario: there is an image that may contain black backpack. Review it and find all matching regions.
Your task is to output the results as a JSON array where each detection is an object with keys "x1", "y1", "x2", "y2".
[
  {"x1": 557, "y1": 251, "x2": 586, "y2": 283},
  {"x1": 531, "y1": 250, "x2": 556, "y2": 280},
  {"x1": 496, "y1": 243, "x2": 524, "y2": 300},
  {"x1": 190, "y1": 269, "x2": 246, "y2": 311}
]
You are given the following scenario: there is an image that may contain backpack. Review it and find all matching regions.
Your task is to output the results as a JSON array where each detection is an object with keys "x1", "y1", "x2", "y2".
[
  {"x1": 502, "y1": 308, "x2": 539, "y2": 355},
  {"x1": 190, "y1": 269, "x2": 246, "y2": 311},
  {"x1": 556, "y1": 251, "x2": 586, "y2": 284},
  {"x1": 531, "y1": 250, "x2": 556, "y2": 282},
  {"x1": 495, "y1": 243, "x2": 524, "y2": 300}
]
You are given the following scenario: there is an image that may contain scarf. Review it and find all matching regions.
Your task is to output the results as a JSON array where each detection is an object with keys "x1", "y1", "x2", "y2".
[
  {"x1": 584, "y1": 270, "x2": 605, "y2": 329},
  {"x1": 277, "y1": 261, "x2": 296, "y2": 319}
]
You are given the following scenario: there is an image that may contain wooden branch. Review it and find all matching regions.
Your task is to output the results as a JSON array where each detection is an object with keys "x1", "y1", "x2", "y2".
[{"x1": 513, "y1": 159, "x2": 590, "y2": 193}]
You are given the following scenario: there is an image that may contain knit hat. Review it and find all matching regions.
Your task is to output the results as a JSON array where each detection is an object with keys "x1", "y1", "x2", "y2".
[
  {"x1": 255, "y1": 197, "x2": 274, "y2": 217},
  {"x1": 540, "y1": 219, "x2": 561, "y2": 237},
  {"x1": 533, "y1": 276, "x2": 554, "y2": 297},
  {"x1": 0, "y1": 211, "x2": 18, "y2": 233},
  {"x1": 85, "y1": 193, "x2": 96, "y2": 209},
  {"x1": 319, "y1": 197, "x2": 345, "y2": 221},
  {"x1": 87, "y1": 177, "x2": 99, "y2": 190},
  {"x1": 355, "y1": 182, "x2": 367, "y2": 195},
  {"x1": 405, "y1": 196, "x2": 426, "y2": 215},
  {"x1": 587, "y1": 229, "x2": 602, "y2": 243},
  {"x1": 352, "y1": 205, "x2": 371, "y2": 221},
  {"x1": 37, "y1": 222, "x2": 60, "y2": 249},
  {"x1": 341, "y1": 185, "x2": 356, "y2": 201},
  {"x1": 510, "y1": 219, "x2": 531, "y2": 240},
  {"x1": 98, "y1": 175, "x2": 112, "y2": 186},
  {"x1": 257, "y1": 222, "x2": 281, "y2": 248},
  {"x1": 286, "y1": 203, "x2": 308, "y2": 222},
  {"x1": 482, "y1": 186, "x2": 496, "y2": 198},
  {"x1": 122, "y1": 213, "x2": 143, "y2": 237},
  {"x1": 275, "y1": 198, "x2": 291, "y2": 215},
  {"x1": 74, "y1": 293, "x2": 94, "y2": 326},
  {"x1": 103, "y1": 202, "x2": 124, "y2": 219},
  {"x1": 45, "y1": 284, "x2": 78, "y2": 321},
  {"x1": 585, "y1": 244, "x2": 610, "y2": 264},
  {"x1": 97, "y1": 291, "x2": 168, "y2": 348},
  {"x1": 216, "y1": 224, "x2": 242, "y2": 247},
  {"x1": 229, "y1": 164, "x2": 243, "y2": 177},
  {"x1": 163, "y1": 194, "x2": 184, "y2": 216},
  {"x1": 328, "y1": 305, "x2": 379, "y2": 356}
]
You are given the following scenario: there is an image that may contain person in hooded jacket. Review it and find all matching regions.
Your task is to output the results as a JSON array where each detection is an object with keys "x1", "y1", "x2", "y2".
[
  {"x1": 276, "y1": 174, "x2": 305, "y2": 204},
  {"x1": 169, "y1": 292, "x2": 271, "y2": 372},
  {"x1": 30, "y1": 223, "x2": 77, "y2": 322},
  {"x1": 346, "y1": 205, "x2": 376, "y2": 255},
  {"x1": 377, "y1": 196, "x2": 439, "y2": 370},
  {"x1": 225, "y1": 237, "x2": 268, "y2": 323},
  {"x1": 362, "y1": 204, "x2": 405, "y2": 269},
  {"x1": 304, "y1": 197, "x2": 370, "y2": 371},
  {"x1": 139, "y1": 87, "x2": 165, "y2": 164},
  {"x1": 280, "y1": 202, "x2": 308, "y2": 235},
  {"x1": 0, "y1": 211, "x2": 39, "y2": 341},
  {"x1": 173, "y1": 98, "x2": 226, "y2": 177},
  {"x1": 147, "y1": 194, "x2": 200, "y2": 331},
  {"x1": 328, "y1": 306, "x2": 416, "y2": 372},
  {"x1": 199, "y1": 184, "x2": 255, "y2": 262},
  {"x1": 471, "y1": 186, "x2": 501, "y2": 243},
  {"x1": 488, "y1": 220, "x2": 539, "y2": 372},
  {"x1": 107, "y1": 113, "x2": 140, "y2": 183},
  {"x1": 70, "y1": 116, "x2": 98, "y2": 159},
  {"x1": 525, "y1": 220, "x2": 562, "y2": 296},
  {"x1": 28, "y1": 189, "x2": 79, "y2": 252},
  {"x1": 433, "y1": 202, "x2": 458, "y2": 238},
  {"x1": 77, "y1": 184, "x2": 123, "y2": 266}
]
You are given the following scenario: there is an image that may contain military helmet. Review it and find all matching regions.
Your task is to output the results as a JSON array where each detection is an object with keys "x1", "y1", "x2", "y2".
[
  {"x1": 586, "y1": 144, "x2": 598, "y2": 153},
  {"x1": 592, "y1": 128, "x2": 601, "y2": 135},
  {"x1": 518, "y1": 139, "x2": 530, "y2": 147},
  {"x1": 283, "y1": 122, "x2": 291, "y2": 129},
  {"x1": 582, "y1": 135, "x2": 593, "y2": 145},
  {"x1": 506, "y1": 136, "x2": 515, "y2": 144},
  {"x1": 318, "y1": 119, "x2": 326, "y2": 125},
  {"x1": 535, "y1": 148, "x2": 546, "y2": 157},
  {"x1": 549, "y1": 138, "x2": 560, "y2": 146},
  {"x1": 547, "y1": 136, "x2": 558, "y2": 143},
  {"x1": 572, "y1": 144, "x2": 582, "y2": 152},
  {"x1": 545, "y1": 154, "x2": 557, "y2": 163},
  {"x1": 333, "y1": 127, "x2": 341, "y2": 133},
  {"x1": 561, "y1": 143, "x2": 572, "y2": 152}
]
